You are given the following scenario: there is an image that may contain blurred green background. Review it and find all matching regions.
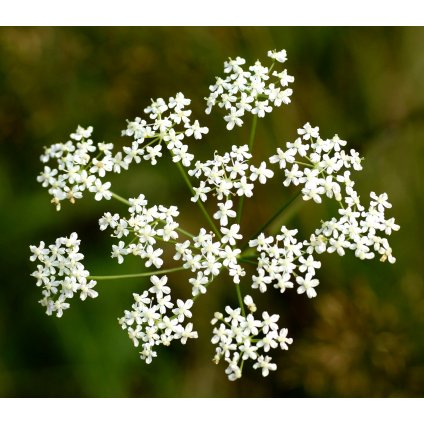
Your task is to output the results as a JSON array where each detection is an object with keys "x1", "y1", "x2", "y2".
[{"x1": 0, "y1": 27, "x2": 423, "y2": 397}]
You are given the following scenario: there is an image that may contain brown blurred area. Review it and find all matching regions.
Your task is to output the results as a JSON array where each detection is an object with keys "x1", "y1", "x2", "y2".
[{"x1": 0, "y1": 27, "x2": 423, "y2": 397}]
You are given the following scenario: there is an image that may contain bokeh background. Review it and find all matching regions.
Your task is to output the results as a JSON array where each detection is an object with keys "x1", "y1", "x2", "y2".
[{"x1": 0, "y1": 27, "x2": 423, "y2": 397}]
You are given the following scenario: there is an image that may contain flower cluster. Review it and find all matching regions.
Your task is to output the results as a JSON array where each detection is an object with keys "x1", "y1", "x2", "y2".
[
  {"x1": 37, "y1": 94, "x2": 209, "y2": 212},
  {"x1": 122, "y1": 93, "x2": 209, "y2": 168},
  {"x1": 211, "y1": 301, "x2": 293, "y2": 380},
  {"x1": 174, "y1": 226, "x2": 245, "y2": 290},
  {"x1": 249, "y1": 226, "x2": 321, "y2": 298},
  {"x1": 269, "y1": 122, "x2": 363, "y2": 204},
  {"x1": 31, "y1": 48, "x2": 400, "y2": 383},
  {"x1": 189, "y1": 144, "x2": 274, "y2": 216},
  {"x1": 99, "y1": 194, "x2": 180, "y2": 268},
  {"x1": 205, "y1": 49, "x2": 294, "y2": 130},
  {"x1": 37, "y1": 126, "x2": 127, "y2": 210},
  {"x1": 29, "y1": 233, "x2": 98, "y2": 317},
  {"x1": 118, "y1": 275, "x2": 198, "y2": 363},
  {"x1": 268, "y1": 123, "x2": 400, "y2": 265},
  {"x1": 309, "y1": 191, "x2": 400, "y2": 264}
]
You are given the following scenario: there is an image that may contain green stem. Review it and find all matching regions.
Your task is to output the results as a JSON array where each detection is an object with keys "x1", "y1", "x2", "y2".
[
  {"x1": 174, "y1": 160, "x2": 220, "y2": 238},
  {"x1": 239, "y1": 358, "x2": 245, "y2": 374},
  {"x1": 238, "y1": 258, "x2": 258, "y2": 266},
  {"x1": 237, "y1": 115, "x2": 258, "y2": 225},
  {"x1": 111, "y1": 191, "x2": 130, "y2": 206},
  {"x1": 248, "y1": 114, "x2": 258, "y2": 152},
  {"x1": 235, "y1": 116, "x2": 258, "y2": 318},
  {"x1": 294, "y1": 160, "x2": 314, "y2": 168},
  {"x1": 236, "y1": 284, "x2": 246, "y2": 317},
  {"x1": 243, "y1": 190, "x2": 301, "y2": 251},
  {"x1": 175, "y1": 227, "x2": 196, "y2": 238},
  {"x1": 90, "y1": 266, "x2": 185, "y2": 280},
  {"x1": 238, "y1": 252, "x2": 256, "y2": 260}
]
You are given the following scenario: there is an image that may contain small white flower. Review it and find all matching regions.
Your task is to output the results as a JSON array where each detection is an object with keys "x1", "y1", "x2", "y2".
[
  {"x1": 298, "y1": 255, "x2": 321, "y2": 274},
  {"x1": 327, "y1": 234, "x2": 350, "y2": 256},
  {"x1": 243, "y1": 295, "x2": 257, "y2": 313},
  {"x1": 296, "y1": 273, "x2": 319, "y2": 298},
  {"x1": 111, "y1": 241, "x2": 127, "y2": 264},
  {"x1": 78, "y1": 280, "x2": 98, "y2": 301},
  {"x1": 173, "y1": 299, "x2": 194, "y2": 322},
  {"x1": 250, "y1": 162, "x2": 274, "y2": 184},
  {"x1": 189, "y1": 272, "x2": 209, "y2": 296},
  {"x1": 261, "y1": 312, "x2": 279, "y2": 334},
  {"x1": 370, "y1": 192, "x2": 392, "y2": 213},
  {"x1": 192, "y1": 181, "x2": 211, "y2": 203},
  {"x1": 221, "y1": 224, "x2": 242, "y2": 246},
  {"x1": 144, "y1": 144, "x2": 163, "y2": 165},
  {"x1": 253, "y1": 355, "x2": 277, "y2": 377},
  {"x1": 99, "y1": 212, "x2": 119, "y2": 231},
  {"x1": 297, "y1": 122, "x2": 319, "y2": 140},
  {"x1": 177, "y1": 323, "x2": 198, "y2": 345},
  {"x1": 252, "y1": 100, "x2": 272, "y2": 118},
  {"x1": 224, "y1": 107, "x2": 244, "y2": 130},
  {"x1": 284, "y1": 164, "x2": 304, "y2": 186},
  {"x1": 89, "y1": 179, "x2": 112, "y2": 201},
  {"x1": 252, "y1": 268, "x2": 272, "y2": 293},
  {"x1": 267, "y1": 49, "x2": 287, "y2": 63},
  {"x1": 383, "y1": 217, "x2": 400, "y2": 235},
  {"x1": 273, "y1": 272, "x2": 294, "y2": 294},
  {"x1": 168, "y1": 92, "x2": 191, "y2": 110},
  {"x1": 269, "y1": 147, "x2": 296, "y2": 169},
  {"x1": 239, "y1": 341, "x2": 258, "y2": 361},
  {"x1": 54, "y1": 297, "x2": 70, "y2": 318},
  {"x1": 220, "y1": 245, "x2": 240, "y2": 267},
  {"x1": 185, "y1": 120, "x2": 209, "y2": 139},
  {"x1": 234, "y1": 176, "x2": 254, "y2": 197},
  {"x1": 123, "y1": 142, "x2": 143, "y2": 164},
  {"x1": 149, "y1": 275, "x2": 170, "y2": 299},
  {"x1": 144, "y1": 245, "x2": 163, "y2": 268},
  {"x1": 213, "y1": 200, "x2": 236, "y2": 226},
  {"x1": 164, "y1": 129, "x2": 184, "y2": 149},
  {"x1": 277, "y1": 328, "x2": 293, "y2": 350},
  {"x1": 90, "y1": 156, "x2": 113, "y2": 178},
  {"x1": 70, "y1": 125, "x2": 93, "y2": 141},
  {"x1": 29, "y1": 241, "x2": 49, "y2": 262}
]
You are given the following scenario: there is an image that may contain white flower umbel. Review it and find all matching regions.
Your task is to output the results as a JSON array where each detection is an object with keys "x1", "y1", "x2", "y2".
[
  {"x1": 118, "y1": 275, "x2": 198, "y2": 363},
  {"x1": 249, "y1": 225, "x2": 320, "y2": 297},
  {"x1": 205, "y1": 50, "x2": 294, "y2": 129},
  {"x1": 123, "y1": 93, "x2": 208, "y2": 168},
  {"x1": 38, "y1": 95, "x2": 208, "y2": 212},
  {"x1": 37, "y1": 126, "x2": 125, "y2": 211},
  {"x1": 174, "y1": 226, "x2": 245, "y2": 287},
  {"x1": 31, "y1": 48, "x2": 400, "y2": 383},
  {"x1": 269, "y1": 124, "x2": 400, "y2": 263},
  {"x1": 269, "y1": 123, "x2": 362, "y2": 205},
  {"x1": 30, "y1": 232, "x2": 98, "y2": 317},
  {"x1": 244, "y1": 123, "x2": 401, "y2": 299},
  {"x1": 100, "y1": 194, "x2": 181, "y2": 269},
  {"x1": 188, "y1": 144, "x2": 274, "y2": 217},
  {"x1": 308, "y1": 190, "x2": 400, "y2": 264},
  {"x1": 211, "y1": 306, "x2": 292, "y2": 381}
]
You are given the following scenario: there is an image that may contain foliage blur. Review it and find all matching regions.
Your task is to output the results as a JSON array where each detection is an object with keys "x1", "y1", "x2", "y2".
[{"x1": 0, "y1": 27, "x2": 423, "y2": 397}]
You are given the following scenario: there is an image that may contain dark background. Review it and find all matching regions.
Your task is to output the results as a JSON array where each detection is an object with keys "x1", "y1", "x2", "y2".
[{"x1": 0, "y1": 27, "x2": 423, "y2": 397}]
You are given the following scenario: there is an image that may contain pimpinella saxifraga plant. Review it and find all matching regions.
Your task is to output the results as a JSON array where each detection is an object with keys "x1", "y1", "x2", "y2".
[{"x1": 30, "y1": 49, "x2": 399, "y2": 381}]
